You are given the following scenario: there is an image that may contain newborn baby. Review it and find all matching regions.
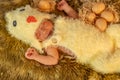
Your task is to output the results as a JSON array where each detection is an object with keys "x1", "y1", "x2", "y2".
[
  {"x1": 5, "y1": 4, "x2": 120, "y2": 74},
  {"x1": 25, "y1": 0, "x2": 78, "y2": 65}
]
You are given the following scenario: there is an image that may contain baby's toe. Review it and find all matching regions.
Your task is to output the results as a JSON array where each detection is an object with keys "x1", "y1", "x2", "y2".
[
  {"x1": 30, "y1": 48, "x2": 35, "y2": 52},
  {"x1": 25, "y1": 48, "x2": 33, "y2": 55}
]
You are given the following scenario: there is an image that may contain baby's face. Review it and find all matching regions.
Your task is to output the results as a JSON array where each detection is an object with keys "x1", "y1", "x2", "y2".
[{"x1": 35, "y1": 19, "x2": 53, "y2": 41}]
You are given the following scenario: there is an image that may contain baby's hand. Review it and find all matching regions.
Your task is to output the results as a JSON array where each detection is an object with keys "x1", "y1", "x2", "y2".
[
  {"x1": 25, "y1": 47, "x2": 39, "y2": 60},
  {"x1": 57, "y1": 0, "x2": 69, "y2": 11}
]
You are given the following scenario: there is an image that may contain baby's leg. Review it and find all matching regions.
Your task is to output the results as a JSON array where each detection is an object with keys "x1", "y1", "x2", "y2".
[
  {"x1": 57, "y1": 0, "x2": 78, "y2": 18},
  {"x1": 25, "y1": 47, "x2": 59, "y2": 65}
]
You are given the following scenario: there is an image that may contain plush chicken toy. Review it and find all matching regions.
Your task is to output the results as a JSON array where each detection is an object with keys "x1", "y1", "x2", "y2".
[{"x1": 5, "y1": 5, "x2": 120, "y2": 74}]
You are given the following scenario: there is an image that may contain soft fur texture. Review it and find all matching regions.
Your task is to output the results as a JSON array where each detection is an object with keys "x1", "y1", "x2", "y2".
[{"x1": 5, "y1": 5, "x2": 120, "y2": 74}]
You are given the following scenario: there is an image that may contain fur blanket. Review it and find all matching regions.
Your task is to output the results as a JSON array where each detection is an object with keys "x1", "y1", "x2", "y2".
[
  {"x1": 5, "y1": 5, "x2": 120, "y2": 74},
  {"x1": 1, "y1": 0, "x2": 120, "y2": 80}
]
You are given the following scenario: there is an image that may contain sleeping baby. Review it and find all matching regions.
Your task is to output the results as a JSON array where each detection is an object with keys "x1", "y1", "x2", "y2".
[
  {"x1": 5, "y1": 2, "x2": 120, "y2": 74},
  {"x1": 25, "y1": 0, "x2": 79, "y2": 65}
]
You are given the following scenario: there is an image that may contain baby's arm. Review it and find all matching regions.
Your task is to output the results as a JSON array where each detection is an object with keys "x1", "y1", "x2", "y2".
[
  {"x1": 25, "y1": 46, "x2": 59, "y2": 65},
  {"x1": 57, "y1": 0, "x2": 78, "y2": 18}
]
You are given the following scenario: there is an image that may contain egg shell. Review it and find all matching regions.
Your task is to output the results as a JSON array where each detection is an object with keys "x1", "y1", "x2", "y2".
[
  {"x1": 92, "y1": 2, "x2": 105, "y2": 14},
  {"x1": 95, "y1": 18, "x2": 107, "y2": 31},
  {"x1": 101, "y1": 11, "x2": 114, "y2": 22},
  {"x1": 86, "y1": 12, "x2": 96, "y2": 22},
  {"x1": 38, "y1": 1, "x2": 51, "y2": 11}
]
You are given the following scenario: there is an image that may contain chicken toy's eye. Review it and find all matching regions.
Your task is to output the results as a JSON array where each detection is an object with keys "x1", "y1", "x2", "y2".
[
  {"x1": 13, "y1": 20, "x2": 17, "y2": 27},
  {"x1": 20, "y1": 8, "x2": 25, "y2": 11}
]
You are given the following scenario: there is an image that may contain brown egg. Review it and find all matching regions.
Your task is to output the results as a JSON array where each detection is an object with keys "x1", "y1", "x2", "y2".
[
  {"x1": 95, "y1": 18, "x2": 107, "y2": 31},
  {"x1": 101, "y1": 11, "x2": 114, "y2": 22},
  {"x1": 38, "y1": 0, "x2": 51, "y2": 12},
  {"x1": 86, "y1": 12, "x2": 96, "y2": 22},
  {"x1": 92, "y1": 2, "x2": 105, "y2": 14}
]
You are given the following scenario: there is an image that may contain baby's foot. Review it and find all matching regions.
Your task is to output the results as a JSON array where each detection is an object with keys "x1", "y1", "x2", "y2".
[
  {"x1": 57, "y1": 0, "x2": 69, "y2": 11},
  {"x1": 25, "y1": 47, "x2": 39, "y2": 60},
  {"x1": 57, "y1": 0, "x2": 78, "y2": 18}
]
